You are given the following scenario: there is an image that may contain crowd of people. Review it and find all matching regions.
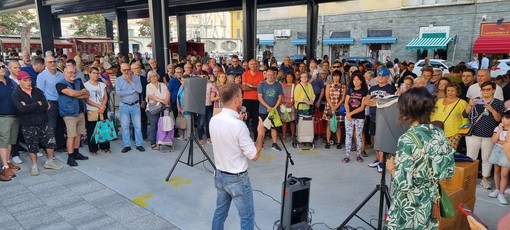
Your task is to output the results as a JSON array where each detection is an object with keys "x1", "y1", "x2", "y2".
[{"x1": 0, "y1": 49, "x2": 509, "y2": 229}]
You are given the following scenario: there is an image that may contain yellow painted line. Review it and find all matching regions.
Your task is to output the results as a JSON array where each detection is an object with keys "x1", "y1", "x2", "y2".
[
  {"x1": 299, "y1": 150, "x2": 320, "y2": 155},
  {"x1": 164, "y1": 176, "x2": 192, "y2": 187},
  {"x1": 132, "y1": 194, "x2": 154, "y2": 207},
  {"x1": 259, "y1": 153, "x2": 275, "y2": 162}
]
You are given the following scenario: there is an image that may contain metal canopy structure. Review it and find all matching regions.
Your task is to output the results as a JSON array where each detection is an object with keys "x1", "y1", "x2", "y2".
[
  {"x1": 0, "y1": 0, "x2": 346, "y2": 66},
  {"x1": 0, "y1": 0, "x2": 341, "y2": 19}
]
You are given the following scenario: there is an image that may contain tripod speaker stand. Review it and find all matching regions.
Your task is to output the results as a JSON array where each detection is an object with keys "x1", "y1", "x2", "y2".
[
  {"x1": 337, "y1": 152, "x2": 391, "y2": 230},
  {"x1": 165, "y1": 112, "x2": 216, "y2": 181}
]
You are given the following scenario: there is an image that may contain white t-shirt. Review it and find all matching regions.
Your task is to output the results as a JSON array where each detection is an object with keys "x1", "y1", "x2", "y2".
[
  {"x1": 493, "y1": 126, "x2": 508, "y2": 147},
  {"x1": 84, "y1": 82, "x2": 106, "y2": 111}
]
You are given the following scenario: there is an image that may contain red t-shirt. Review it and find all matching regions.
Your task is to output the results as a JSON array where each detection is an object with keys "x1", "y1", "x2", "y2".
[{"x1": 242, "y1": 71, "x2": 264, "y2": 100}]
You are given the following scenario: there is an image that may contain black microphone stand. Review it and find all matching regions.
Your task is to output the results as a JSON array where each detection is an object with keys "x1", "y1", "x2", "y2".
[{"x1": 269, "y1": 116, "x2": 295, "y2": 230}]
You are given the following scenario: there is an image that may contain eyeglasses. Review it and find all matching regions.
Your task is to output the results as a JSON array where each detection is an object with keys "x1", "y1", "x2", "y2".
[
  {"x1": 90, "y1": 72, "x2": 99, "y2": 75},
  {"x1": 332, "y1": 66, "x2": 341, "y2": 68},
  {"x1": 66, "y1": 71, "x2": 76, "y2": 75},
  {"x1": 121, "y1": 69, "x2": 130, "y2": 72},
  {"x1": 481, "y1": 88, "x2": 493, "y2": 92}
]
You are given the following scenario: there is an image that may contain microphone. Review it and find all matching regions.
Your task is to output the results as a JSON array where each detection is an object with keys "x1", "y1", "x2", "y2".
[{"x1": 241, "y1": 106, "x2": 246, "y2": 113}]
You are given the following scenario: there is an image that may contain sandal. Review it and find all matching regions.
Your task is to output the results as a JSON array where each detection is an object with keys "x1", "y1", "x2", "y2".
[
  {"x1": 103, "y1": 149, "x2": 111, "y2": 154},
  {"x1": 325, "y1": 143, "x2": 331, "y2": 149},
  {"x1": 207, "y1": 139, "x2": 212, "y2": 144},
  {"x1": 356, "y1": 156, "x2": 364, "y2": 162},
  {"x1": 342, "y1": 157, "x2": 350, "y2": 163},
  {"x1": 90, "y1": 152, "x2": 97, "y2": 156},
  {"x1": 198, "y1": 140, "x2": 205, "y2": 146},
  {"x1": 361, "y1": 151, "x2": 368, "y2": 157},
  {"x1": 336, "y1": 144, "x2": 342, "y2": 149},
  {"x1": 151, "y1": 144, "x2": 158, "y2": 150}
]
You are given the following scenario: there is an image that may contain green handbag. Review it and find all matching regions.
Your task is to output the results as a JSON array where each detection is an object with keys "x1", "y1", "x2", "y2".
[{"x1": 438, "y1": 183, "x2": 455, "y2": 218}]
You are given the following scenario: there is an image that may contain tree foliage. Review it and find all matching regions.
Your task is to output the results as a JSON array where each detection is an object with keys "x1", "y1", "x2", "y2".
[
  {"x1": 71, "y1": 14, "x2": 106, "y2": 37},
  {"x1": 0, "y1": 10, "x2": 39, "y2": 34},
  {"x1": 137, "y1": 18, "x2": 151, "y2": 36}
]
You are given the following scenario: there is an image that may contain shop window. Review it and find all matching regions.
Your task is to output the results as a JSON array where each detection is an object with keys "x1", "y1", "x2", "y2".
[{"x1": 330, "y1": 45, "x2": 350, "y2": 61}]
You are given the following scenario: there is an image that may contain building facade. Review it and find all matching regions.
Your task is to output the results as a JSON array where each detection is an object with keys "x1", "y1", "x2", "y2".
[{"x1": 257, "y1": 0, "x2": 509, "y2": 64}]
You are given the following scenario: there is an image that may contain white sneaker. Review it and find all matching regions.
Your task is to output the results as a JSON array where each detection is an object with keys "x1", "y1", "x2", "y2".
[
  {"x1": 377, "y1": 163, "x2": 383, "y2": 173},
  {"x1": 44, "y1": 161, "x2": 63, "y2": 170},
  {"x1": 506, "y1": 188, "x2": 510, "y2": 195},
  {"x1": 497, "y1": 193, "x2": 508, "y2": 205},
  {"x1": 36, "y1": 152, "x2": 44, "y2": 157},
  {"x1": 12, "y1": 156, "x2": 22, "y2": 164},
  {"x1": 489, "y1": 189, "x2": 499, "y2": 198},
  {"x1": 368, "y1": 159, "x2": 379, "y2": 168},
  {"x1": 480, "y1": 179, "x2": 492, "y2": 190},
  {"x1": 31, "y1": 166, "x2": 39, "y2": 176}
]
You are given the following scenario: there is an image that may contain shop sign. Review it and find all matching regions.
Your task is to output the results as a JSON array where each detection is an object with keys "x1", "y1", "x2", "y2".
[
  {"x1": 419, "y1": 26, "x2": 450, "y2": 38},
  {"x1": 480, "y1": 22, "x2": 510, "y2": 37}
]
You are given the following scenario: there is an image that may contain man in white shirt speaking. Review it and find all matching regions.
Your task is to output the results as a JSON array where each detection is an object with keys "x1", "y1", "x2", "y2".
[{"x1": 209, "y1": 83, "x2": 265, "y2": 230}]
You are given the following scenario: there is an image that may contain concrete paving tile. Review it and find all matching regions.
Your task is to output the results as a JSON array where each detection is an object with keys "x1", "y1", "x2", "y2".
[
  {"x1": 49, "y1": 170, "x2": 91, "y2": 186},
  {"x1": 26, "y1": 180, "x2": 65, "y2": 194},
  {"x1": 31, "y1": 221, "x2": 74, "y2": 230},
  {"x1": 56, "y1": 202, "x2": 104, "y2": 225},
  {"x1": 99, "y1": 199, "x2": 151, "y2": 223},
  {"x1": 66, "y1": 179, "x2": 106, "y2": 196},
  {"x1": 40, "y1": 190, "x2": 86, "y2": 210},
  {"x1": 82, "y1": 188, "x2": 127, "y2": 208},
  {"x1": 0, "y1": 207, "x2": 23, "y2": 230},
  {"x1": 2, "y1": 192, "x2": 47, "y2": 215},
  {"x1": 76, "y1": 217, "x2": 129, "y2": 230},
  {"x1": 13, "y1": 206, "x2": 65, "y2": 229},
  {"x1": 0, "y1": 182, "x2": 30, "y2": 200},
  {"x1": 16, "y1": 173, "x2": 54, "y2": 187},
  {"x1": 123, "y1": 214, "x2": 177, "y2": 230}
]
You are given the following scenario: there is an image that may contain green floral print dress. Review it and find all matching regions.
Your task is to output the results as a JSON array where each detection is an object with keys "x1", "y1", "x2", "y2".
[{"x1": 385, "y1": 124, "x2": 455, "y2": 230}]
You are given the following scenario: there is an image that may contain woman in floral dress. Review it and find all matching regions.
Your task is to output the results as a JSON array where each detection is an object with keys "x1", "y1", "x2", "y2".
[
  {"x1": 385, "y1": 87, "x2": 455, "y2": 230},
  {"x1": 323, "y1": 70, "x2": 346, "y2": 149}
]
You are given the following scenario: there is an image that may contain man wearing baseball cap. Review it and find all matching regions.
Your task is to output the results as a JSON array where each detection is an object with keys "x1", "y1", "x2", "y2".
[
  {"x1": 11, "y1": 71, "x2": 63, "y2": 176},
  {"x1": 364, "y1": 68, "x2": 396, "y2": 173}
]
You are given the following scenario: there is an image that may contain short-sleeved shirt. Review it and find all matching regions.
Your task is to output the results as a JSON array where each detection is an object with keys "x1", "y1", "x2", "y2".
[
  {"x1": 257, "y1": 81, "x2": 283, "y2": 114},
  {"x1": 84, "y1": 82, "x2": 106, "y2": 111},
  {"x1": 310, "y1": 75, "x2": 325, "y2": 101},
  {"x1": 464, "y1": 99, "x2": 505, "y2": 138},
  {"x1": 348, "y1": 87, "x2": 368, "y2": 119},
  {"x1": 36, "y1": 69, "x2": 65, "y2": 101},
  {"x1": 56, "y1": 80, "x2": 86, "y2": 113},
  {"x1": 368, "y1": 84, "x2": 396, "y2": 115},
  {"x1": 242, "y1": 71, "x2": 264, "y2": 100},
  {"x1": 493, "y1": 126, "x2": 508, "y2": 147}
]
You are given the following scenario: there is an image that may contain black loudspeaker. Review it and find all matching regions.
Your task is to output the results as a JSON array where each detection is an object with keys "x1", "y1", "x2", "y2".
[
  {"x1": 183, "y1": 76, "x2": 207, "y2": 114},
  {"x1": 281, "y1": 177, "x2": 311, "y2": 230},
  {"x1": 374, "y1": 95, "x2": 409, "y2": 154}
]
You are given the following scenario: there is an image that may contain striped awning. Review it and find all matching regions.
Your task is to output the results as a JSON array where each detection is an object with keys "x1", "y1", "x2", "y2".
[
  {"x1": 405, "y1": 37, "x2": 453, "y2": 50},
  {"x1": 360, "y1": 36, "x2": 397, "y2": 44},
  {"x1": 322, "y1": 37, "x2": 354, "y2": 45},
  {"x1": 291, "y1": 39, "x2": 306, "y2": 45}
]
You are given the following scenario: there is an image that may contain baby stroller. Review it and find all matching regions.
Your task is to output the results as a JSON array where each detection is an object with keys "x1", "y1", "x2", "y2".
[
  {"x1": 156, "y1": 107, "x2": 175, "y2": 152},
  {"x1": 293, "y1": 102, "x2": 314, "y2": 150}
]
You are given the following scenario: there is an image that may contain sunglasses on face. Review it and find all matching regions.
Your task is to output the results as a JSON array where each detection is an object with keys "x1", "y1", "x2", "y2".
[{"x1": 0, "y1": 65, "x2": 5, "y2": 69}]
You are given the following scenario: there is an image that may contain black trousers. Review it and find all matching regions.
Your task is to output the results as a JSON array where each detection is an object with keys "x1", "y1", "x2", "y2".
[
  {"x1": 85, "y1": 111, "x2": 111, "y2": 153},
  {"x1": 243, "y1": 99, "x2": 259, "y2": 140}
]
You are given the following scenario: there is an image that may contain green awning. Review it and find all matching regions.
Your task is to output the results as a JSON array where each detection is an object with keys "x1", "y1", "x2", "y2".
[{"x1": 405, "y1": 37, "x2": 453, "y2": 51}]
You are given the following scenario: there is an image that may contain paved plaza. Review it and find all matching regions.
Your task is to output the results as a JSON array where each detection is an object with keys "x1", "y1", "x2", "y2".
[{"x1": 0, "y1": 136, "x2": 507, "y2": 229}]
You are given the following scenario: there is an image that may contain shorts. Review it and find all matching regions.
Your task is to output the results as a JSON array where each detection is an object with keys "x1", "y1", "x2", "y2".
[
  {"x1": 489, "y1": 144, "x2": 510, "y2": 168},
  {"x1": 22, "y1": 124, "x2": 56, "y2": 153},
  {"x1": 369, "y1": 114, "x2": 377, "y2": 137},
  {"x1": 63, "y1": 113, "x2": 86, "y2": 137},
  {"x1": 0, "y1": 116, "x2": 19, "y2": 148}
]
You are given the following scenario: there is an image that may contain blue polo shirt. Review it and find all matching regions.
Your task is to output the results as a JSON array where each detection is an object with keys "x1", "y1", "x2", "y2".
[
  {"x1": 168, "y1": 77, "x2": 181, "y2": 102},
  {"x1": 0, "y1": 78, "x2": 17, "y2": 115},
  {"x1": 36, "y1": 69, "x2": 64, "y2": 101}
]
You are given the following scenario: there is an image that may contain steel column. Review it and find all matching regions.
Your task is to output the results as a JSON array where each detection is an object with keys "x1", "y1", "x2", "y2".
[
  {"x1": 105, "y1": 18, "x2": 114, "y2": 52},
  {"x1": 306, "y1": 0, "x2": 318, "y2": 63},
  {"x1": 177, "y1": 13, "x2": 187, "y2": 60},
  {"x1": 35, "y1": 0, "x2": 54, "y2": 56},
  {"x1": 116, "y1": 9, "x2": 129, "y2": 58},
  {"x1": 53, "y1": 17, "x2": 62, "y2": 38},
  {"x1": 242, "y1": 0, "x2": 257, "y2": 61},
  {"x1": 149, "y1": 0, "x2": 170, "y2": 67}
]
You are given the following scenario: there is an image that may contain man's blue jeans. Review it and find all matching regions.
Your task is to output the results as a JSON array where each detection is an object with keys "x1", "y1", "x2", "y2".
[
  {"x1": 119, "y1": 103, "x2": 143, "y2": 147},
  {"x1": 212, "y1": 170, "x2": 254, "y2": 230},
  {"x1": 198, "y1": 105, "x2": 213, "y2": 140}
]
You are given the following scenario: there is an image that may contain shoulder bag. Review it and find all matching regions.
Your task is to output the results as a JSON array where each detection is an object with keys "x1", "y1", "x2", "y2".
[
  {"x1": 147, "y1": 83, "x2": 163, "y2": 115},
  {"x1": 458, "y1": 107, "x2": 484, "y2": 136},
  {"x1": 407, "y1": 131, "x2": 455, "y2": 219},
  {"x1": 431, "y1": 99, "x2": 460, "y2": 130}
]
